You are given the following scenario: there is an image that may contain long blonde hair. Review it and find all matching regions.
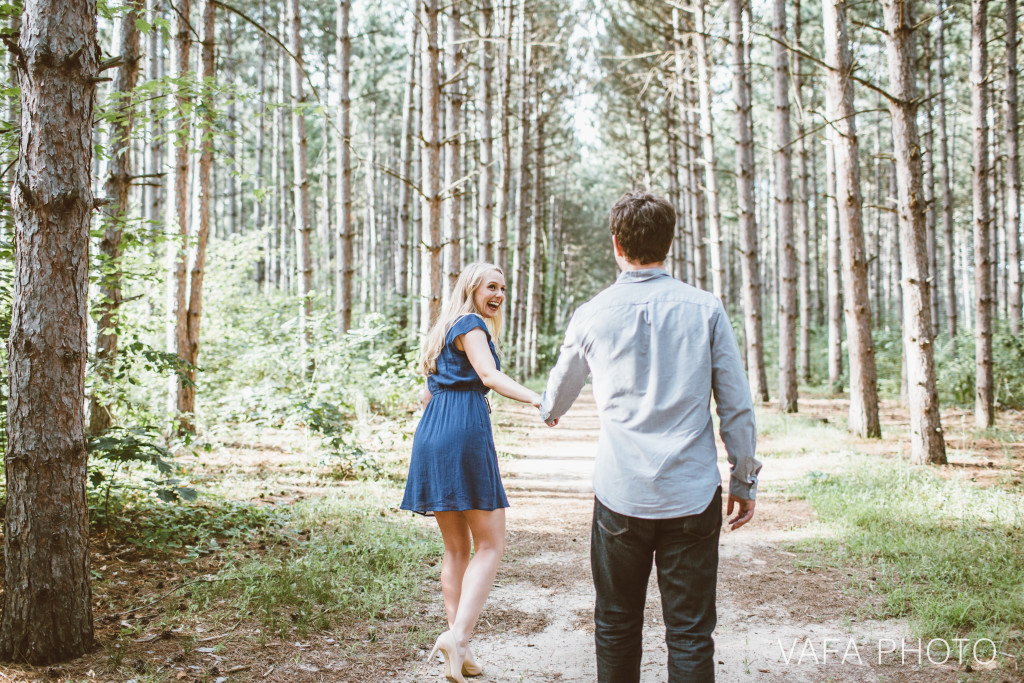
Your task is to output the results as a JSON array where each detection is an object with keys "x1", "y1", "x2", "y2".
[{"x1": 420, "y1": 263, "x2": 505, "y2": 375}]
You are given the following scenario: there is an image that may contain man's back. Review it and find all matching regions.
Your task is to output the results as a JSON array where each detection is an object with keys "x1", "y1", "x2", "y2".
[{"x1": 541, "y1": 269, "x2": 758, "y2": 519}]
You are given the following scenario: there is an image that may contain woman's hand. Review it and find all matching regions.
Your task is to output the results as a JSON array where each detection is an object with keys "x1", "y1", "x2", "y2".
[{"x1": 420, "y1": 385, "x2": 432, "y2": 409}]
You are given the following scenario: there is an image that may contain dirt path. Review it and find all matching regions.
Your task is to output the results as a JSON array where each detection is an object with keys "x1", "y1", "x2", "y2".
[{"x1": 398, "y1": 389, "x2": 1004, "y2": 683}]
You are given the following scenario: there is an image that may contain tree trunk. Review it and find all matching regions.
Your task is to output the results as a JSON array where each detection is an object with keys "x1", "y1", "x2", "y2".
[
  {"x1": 90, "y1": 0, "x2": 143, "y2": 435},
  {"x1": 826, "y1": 134, "x2": 844, "y2": 392},
  {"x1": 398, "y1": 0, "x2": 418, "y2": 325},
  {"x1": 423, "y1": 0, "x2": 443, "y2": 325},
  {"x1": 168, "y1": 0, "x2": 192, "y2": 419},
  {"x1": 336, "y1": 0, "x2": 353, "y2": 332},
  {"x1": 773, "y1": 0, "x2": 798, "y2": 412},
  {"x1": 176, "y1": 0, "x2": 216, "y2": 427},
  {"x1": 496, "y1": 0, "x2": 514, "y2": 277},
  {"x1": 882, "y1": 0, "x2": 947, "y2": 465},
  {"x1": 937, "y1": 0, "x2": 957, "y2": 339},
  {"x1": 528, "y1": 114, "x2": 545, "y2": 375},
  {"x1": 1, "y1": 0, "x2": 97, "y2": 661},
  {"x1": 971, "y1": 0, "x2": 994, "y2": 427},
  {"x1": 514, "y1": 13, "x2": 532, "y2": 371},
  {"x1": 1006, "y1": 0, "x2": 1022, "y2": 334},
  {"x1": 289, "y1": 0, "x2": 312, "y2": 372},
  {"x1": 823, "y1": 0, "x2": 881, "y2": 438},
  {"x1": 731, "y1": 0, "x2": 768, "y2": 402},
  {"x1": 696, "y1": 0, "x2": 725, "y2": 303},
  {"x1": 445, "y1": 2, "x2": 464, "y2": 292},
  {"x1": 478, "y1": 0, "x2": 495, "y2": 262},
  {"x1": 794, "y1": 0, "x2": 812, "y2": 385}
]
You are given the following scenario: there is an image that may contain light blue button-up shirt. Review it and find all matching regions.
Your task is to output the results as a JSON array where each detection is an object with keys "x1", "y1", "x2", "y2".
[{"x1": 540, "y1": 268, "x2": 760, "y2": 519}]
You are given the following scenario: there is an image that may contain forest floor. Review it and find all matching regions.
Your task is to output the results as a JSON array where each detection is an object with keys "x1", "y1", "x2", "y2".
[{"x1": 1, "y1": 389, "x2": 1023, "y2": 682}]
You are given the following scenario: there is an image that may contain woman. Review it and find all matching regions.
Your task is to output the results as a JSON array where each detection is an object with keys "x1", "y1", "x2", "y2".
[{"x1": 401, "y1": 263, "x2": 540, "y2": 683}]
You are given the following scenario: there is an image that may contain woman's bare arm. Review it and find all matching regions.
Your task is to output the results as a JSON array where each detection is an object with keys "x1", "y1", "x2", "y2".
[{"x1": 458, "y1": 329, "x2": 541, "y2": 406}]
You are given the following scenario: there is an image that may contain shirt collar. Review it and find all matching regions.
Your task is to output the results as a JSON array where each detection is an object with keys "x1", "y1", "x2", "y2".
[{"x1": 615, "y1": 268, "x2": 670, "y2": 284}]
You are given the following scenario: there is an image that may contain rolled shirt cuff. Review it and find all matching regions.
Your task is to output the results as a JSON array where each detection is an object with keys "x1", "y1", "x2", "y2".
[{"x1": 729, "y1": 474, "x2": 757, "y2": 500}]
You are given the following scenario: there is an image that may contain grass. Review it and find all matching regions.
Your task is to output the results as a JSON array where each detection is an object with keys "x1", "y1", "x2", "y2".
[
  {"x1": 790, "y1": 461, "x2": 1024, "y2": 658},
  {"x1": 190, "y1": 482, "x2": 441, "y2": 636}
]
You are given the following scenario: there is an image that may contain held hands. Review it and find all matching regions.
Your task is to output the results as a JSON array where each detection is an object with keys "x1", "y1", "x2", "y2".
[{"x1": 726, "y1": 494, "x2": 755, "y2": 531}]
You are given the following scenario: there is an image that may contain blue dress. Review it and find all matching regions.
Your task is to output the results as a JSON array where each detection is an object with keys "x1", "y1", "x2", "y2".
[{"x1": 400, "y1": 314, "x2": 510, "y2": 514}]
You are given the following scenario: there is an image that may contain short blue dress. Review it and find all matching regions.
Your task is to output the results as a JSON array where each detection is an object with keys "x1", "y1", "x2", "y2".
[{"x1": 400, "y1": 314, "x2": 510, "y2": 515}]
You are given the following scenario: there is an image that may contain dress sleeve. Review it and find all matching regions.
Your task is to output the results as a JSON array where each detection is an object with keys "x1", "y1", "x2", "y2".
[{"x1": 446, "y1": 314, "x2": 490, "y2": 345}]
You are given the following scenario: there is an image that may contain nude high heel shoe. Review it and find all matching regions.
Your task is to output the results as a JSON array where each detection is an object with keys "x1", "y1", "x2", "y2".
[
  {"x1": 428, "y1": 631, "x2": 467, "y2": 683},
  {"x1": 462, "y1": 647, "x2": 483, "y2": 677}
]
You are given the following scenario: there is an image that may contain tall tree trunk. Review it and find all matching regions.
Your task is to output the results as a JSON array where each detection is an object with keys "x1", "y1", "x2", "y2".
[
  {"x1": 826, "y1": 134, "x2": 844, "y2": 392},
  {"x1": 422, "y1": 0, "x2": 443, "y2": 325},
  {"x1": 937, "y1": 0, "x2": 957, "y2": 339},
  {"x1": 336, "y1": 0, "x2": 353, "y2": 332},
  {"x1": 823, "y1": 0, "x2": 881, "y2": 438},
  {"x1": 794, "y1": 0, "x2": 812, "y2": 385},
  {"x1": 514, "y1": 13, "x2": 532, "y2": 371},
  {"x1": 398, "y1": 0, "x2": 418, "y2": 326},
  {"x1": 921, "y1": 30, "x2": 939, "y2": 339},
  {"x1": 696, "y1": 0, "x2": 725, "y2": 302},
  {"x1": 971, "y1": 0, "x2": 994, "y2": 427},
  {"x1": 168, "y1": 0, "x2": 192, "y2": 418},
  {"x1": 146, "y1": 0, "x2": 164, "y2": 243},
  {"x1": 478, "y1": 0, "x2": 495, "y2": 262},
  {"x1": 176, "y1": 0, "x2": 216, "y2": 427},
  {"x1": 528, "y1": 114, "x2": 545, "y2": 375},
  {"x1": 445, "y1": 2, "x2": 464, "y2": 291},
  {"x1": 672, "y1": 6, "x2": 694, "y2": 283},
  {"x1": 773, "y1": 0, "x2": 798, "y2": 412},
  {"x1": 496, "y1": 0, "x2": 514, "y2": 277},
  {"x1": 731, "y1": 0, "x2": 768, "y2": 401},
  {"x1": 882, "y1": 0, "x2": 947, "y2": 465},
  {"x1": 289, "y1": 0, "x2": 313, "y2": 372},
  {"x1": 1006, "y1": 0, "x2": 1022, "y2": 334},
  {"x1": 1, "y1": 0, "x2": 97, "y2": 660},
  {"x1": 90, "y1": 0, "x2": 143, "y2": 435},
  {"x1": 686, "y1": 79, "x2": 706, "y2": 289}
]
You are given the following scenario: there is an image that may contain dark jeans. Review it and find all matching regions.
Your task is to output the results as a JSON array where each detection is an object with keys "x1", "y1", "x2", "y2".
[{"x1": 591, "y1": 488, "x2": 721, "y2": 683}]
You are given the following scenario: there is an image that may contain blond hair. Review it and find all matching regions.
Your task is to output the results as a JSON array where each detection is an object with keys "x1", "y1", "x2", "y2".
[{"x1": 420, "y1": 263, "x2": 505, "y2": 375}]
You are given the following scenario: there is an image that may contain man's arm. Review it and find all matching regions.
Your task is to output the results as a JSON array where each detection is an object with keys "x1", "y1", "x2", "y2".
[
  {"x1": 539, "y1": 313, "x2": 590, "y2": 425},
  {"x1": 709, "y1": 301, "x2": 762, "y2": 528}
]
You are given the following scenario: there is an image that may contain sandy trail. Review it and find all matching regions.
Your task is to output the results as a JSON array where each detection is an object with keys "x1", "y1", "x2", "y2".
[{"x1": 399, "y1": 389, "x2": 998, "y2": 683}]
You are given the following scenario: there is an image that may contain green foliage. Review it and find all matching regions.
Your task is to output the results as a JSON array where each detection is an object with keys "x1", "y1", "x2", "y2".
[
  {"x1": 933, "y1": 327, "x2": 1024, "y2": 409},
  {"x1": 192, "y1": 489, "x2": 439, "y2": 635},
  {"x1": 791, "y1": 462, "x2": 1024, "y2": 649},
  {"x1": 89, "y1": 483, "x2": 279, "y2": 561},
  {"x1": 88, "y1": 426, "x2": 197, "y2": 503}
]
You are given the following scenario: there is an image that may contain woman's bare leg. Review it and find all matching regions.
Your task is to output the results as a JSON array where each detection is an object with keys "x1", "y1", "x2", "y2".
[
  {"x1": 435, "y1": 511, "x2": 472, "y2": 629},
  {"x1": 450, "y1": 509, "x2": 506, "y2": 653}
]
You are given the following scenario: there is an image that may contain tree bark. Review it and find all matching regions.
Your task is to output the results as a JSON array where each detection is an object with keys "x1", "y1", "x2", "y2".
[
  {"x1": 422, "y1": 0, "x2": 443, "y2": 325},
  {"x1": 336, "y1": 0, "x2": 353, "y2": 332},
  {"x1": 168, "y1": 0, "x2": 192, "y2": 419},
  {"x1": 478, "y1": 0, "x2": 495, "y2": 262},
  {"x1": 937, "y1": 0, "x2": 957, "y2": 339},
  {"x1": 823, "y1": 0, "x2": 881, "y2": 438},
  {"x1": 90, "y1": 0, "x2": 143, "y2": 435},
  {"x1": 971, "y1": 0, "x2": 994, "y2": 427},
  {"x1": 1006, "y1": 0, "x2": 1022, "y2": 334},
  {"x1": 1, "y1": 0, "x2": 98, "y2": 661},
  {"x1": 176, "y1": 0, "x2": 216, "y2": 427},
  {"x1": 696, "y1": 0, "x2": 725, "y2": 303},
  {"x1": 398, "y1": 0, "x2": 418, "y2": 325},
  {"x1": 514, "y1": 12, "x2": 532, "y2": 371},
  {"x1": 882, "y1": 0, "x2": 947, "y2": 465},
  {"x1": 730, "y1": 0, "x2": 768, "y2": 402},
  {"x1": 445, "y1": 2, "x2": 465, "y2": 292},
  {"x1": 794, "y1": 0, "x2": 812, "y2": 385},
  {"x1": 826, "y1": 134, "x2": 844, "y2": 392},
  {"x1": 290, "y1": 0, "x2": 313, "y2": 372},
  {"x1": 773, "y1": 0, "x2": 798, "y2": 412}
]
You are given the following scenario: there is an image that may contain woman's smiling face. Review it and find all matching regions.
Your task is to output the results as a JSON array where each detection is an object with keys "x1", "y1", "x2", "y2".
[{"x1": 474, "y1": 270, "x2": 507, "y2": 319}]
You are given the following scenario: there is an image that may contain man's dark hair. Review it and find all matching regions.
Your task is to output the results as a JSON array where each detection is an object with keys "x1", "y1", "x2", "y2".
[{"x1": 608, "y1": 191, "x2": 675, "y2": 265}]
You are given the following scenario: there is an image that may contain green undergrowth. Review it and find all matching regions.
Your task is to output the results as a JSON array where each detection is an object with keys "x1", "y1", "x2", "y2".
[
  {"x1": 89, "y1": 484, "x2": 281, "y2": 561},
  {"x1": 790, "y1": 462, "x2": 1024, "y2": 658},
  {"x1": 190, "y1": 483, "x2": 440, "y2": 636}
]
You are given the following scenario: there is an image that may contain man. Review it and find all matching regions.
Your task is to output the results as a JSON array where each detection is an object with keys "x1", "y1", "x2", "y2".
[{"x1": 539, "y1": 191, "x2": 760, "y2": 682}]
